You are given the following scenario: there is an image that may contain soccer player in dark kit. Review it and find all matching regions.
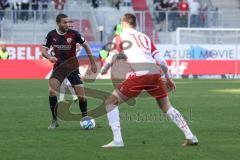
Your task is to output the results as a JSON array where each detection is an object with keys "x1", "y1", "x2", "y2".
[{"x1": 42, "y1": 13, "x2": 97, "y2": 129}]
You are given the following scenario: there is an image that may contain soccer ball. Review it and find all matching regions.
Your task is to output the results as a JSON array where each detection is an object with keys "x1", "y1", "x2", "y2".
[{"x1": 80, "y1": 116, "x2": 95, "y2": 130}]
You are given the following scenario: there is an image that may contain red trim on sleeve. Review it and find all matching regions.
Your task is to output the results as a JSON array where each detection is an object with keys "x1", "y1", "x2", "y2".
[
  {"x1": 151, "y1": 41, "x2": 157, "y2": 54},
  {"x1": 151, "y1": 40, "x2": 161, "y2": 58},
  {"x1": 152, "y1": 50, "x2": 160, "y2": 58},
  {"x1": 114, "y1": 36, "x2": 122, "y2": 53}
]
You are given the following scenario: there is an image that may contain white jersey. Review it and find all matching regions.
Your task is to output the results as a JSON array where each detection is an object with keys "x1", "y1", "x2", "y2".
[{"x1": 110, "y1": 28, "x2": 161, "y2": 76}]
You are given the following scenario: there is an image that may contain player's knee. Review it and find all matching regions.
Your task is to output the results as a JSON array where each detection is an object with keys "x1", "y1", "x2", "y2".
[
  {"x1": 104, "y1": 100, "x2": 118, "y2": 112},
  {"x1": 49, "y1": 88, "x2": 57, "y2": 97},
  {"x1": 158, "y1": 101, "x2": 171, "y2": 113},
  {"x1": 104, "y1": 97, "x2": 114, "y2": 106},
  {"x1": 104, "y1": 101, "x2": 111, "y2": 108},
  {"x1": 157, "y1": 99, "x2": 171, "y2": 113},
  {"x1": 159, "y1": 103, "x2": 170, "y2": 113},
  {"x1": 104, "y1": 96, "x2": 119, "y2": 107}
]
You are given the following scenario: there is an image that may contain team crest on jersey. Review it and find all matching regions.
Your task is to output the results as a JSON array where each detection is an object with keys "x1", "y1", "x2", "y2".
[{"x1": 66, "y1": 38, "x2": 72, "y2": 43}]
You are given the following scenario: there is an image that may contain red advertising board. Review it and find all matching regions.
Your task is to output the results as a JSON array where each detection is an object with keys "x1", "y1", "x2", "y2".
[
  {"x1": 0, "y1": 44, "x2": 240, "y2": 79},
  {"x1": 0, "y1": 60, "x2": 52, "y2": 79},
  {"x1": 1, "y1": 60, "x2": 239, "y2": 79},
  {"x1": 167, "y1": 60, "x2": 240, "y2": 75}
]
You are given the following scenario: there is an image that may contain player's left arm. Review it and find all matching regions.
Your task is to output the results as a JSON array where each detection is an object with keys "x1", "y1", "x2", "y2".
[
  {"x1": 155, "y1": 53, "x2": 176, "y2": 92},
  {"x1": 151, "y1": 41, "x2": 176, "y2": 91},
  {"x1": 81, "y1": 41, "x2": 97, "y2": 73},
  {"x1": 76, "y1": 32, "x2": 97, "y2": 73},
  {"x1": 76, "y1": 43, "x2": 81, "y2": 53}
]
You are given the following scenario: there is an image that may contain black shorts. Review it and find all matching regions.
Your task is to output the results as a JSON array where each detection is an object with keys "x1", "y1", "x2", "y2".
[
  {"x1": 51, "y1": 68, "x2": 83, "y2": 86},
  {"x1": 66, "y1": 70, "x2": 83, "y2": 85}
]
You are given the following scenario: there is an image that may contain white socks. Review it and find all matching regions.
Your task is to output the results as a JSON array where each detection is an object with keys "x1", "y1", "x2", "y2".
[
  {"x1": 59, "y1": 85, "x2": 66, "y2": 101},
  {"x1": 59, "y1": 85, "x2": 77, "y2": 101},
  {"x1": 166, "y1": 107, "x2": 194, "y2": 139},
  {"x1": 69, "y1": 86, "x2": 76, "y2": 96},
  {"x1": 106, "y1": 105, "x2": 123, "y2": 143},
  {"x1": 106, "y1": 105, "x2": 194, "y2": 142}
]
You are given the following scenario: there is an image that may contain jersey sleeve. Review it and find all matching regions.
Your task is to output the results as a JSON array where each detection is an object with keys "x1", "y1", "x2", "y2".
[
  {"x1": 150, "y1": 40, "x2": 166, "y2": 64},
  {"x1": 111, "y1": 36, "x2": 122, "y2": 54},
  {"x1": 76, "y1": 32, "x2": 86, "y2": 45},
  {"x1": 151, "y1": 40, "x2": 160, "y2": 58},
  {"x1": 104, "y1": 36, "x2": 122, "y2": 64},
  {"x1": 42, "y1": 32, "x2": 52, "y2": 49}
]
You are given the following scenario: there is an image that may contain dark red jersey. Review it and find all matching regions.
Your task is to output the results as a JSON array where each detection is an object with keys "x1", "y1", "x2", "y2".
[{"x1": 43, "y1": 29, "x2": 85, "y2": 69}]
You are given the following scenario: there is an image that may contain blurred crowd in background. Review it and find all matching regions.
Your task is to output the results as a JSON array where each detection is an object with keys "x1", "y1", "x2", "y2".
[{"x1": 153, "y1": 0, "x2": 209, "y2": 31}]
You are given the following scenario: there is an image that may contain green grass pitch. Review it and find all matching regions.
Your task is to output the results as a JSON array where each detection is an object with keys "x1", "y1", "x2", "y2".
[{"x1": 0, "y1": 79, "x2": 239, "y2": 160}]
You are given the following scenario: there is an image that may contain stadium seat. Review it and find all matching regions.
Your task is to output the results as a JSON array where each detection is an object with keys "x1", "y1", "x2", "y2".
[
  {"x1": 132, "y1": 0, "x2": 159, "y2": 42},
  {"x1": 131, "y1": 0, "x2": 148, "y2": 11},
  {"x1": 81, "y1": 19, "x2": 95, "y2": 42}
]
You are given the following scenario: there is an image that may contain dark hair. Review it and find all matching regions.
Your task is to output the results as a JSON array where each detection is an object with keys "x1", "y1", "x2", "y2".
[
  {"x1": 122, "y1": 13, "x2": 137, "y2": 28},
  {"x1": 56, "y1": 13, "x2": 68, "y2": 23}
]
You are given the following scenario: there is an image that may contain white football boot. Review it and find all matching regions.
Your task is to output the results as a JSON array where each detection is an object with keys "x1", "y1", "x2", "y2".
[
  {"x1": 182, "y1": 135, "x2": 198, "y2": 147},
  {"x1": 102, "y1": 140, "x2": 124, "y2": 148}
]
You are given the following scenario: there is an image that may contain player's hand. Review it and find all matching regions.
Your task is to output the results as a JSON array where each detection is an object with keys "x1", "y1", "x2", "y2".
[
  {"x1": 49, "y1": 56, "x2": 58, "y2": 63},
  {"x1": 101, "y1": 69, "x2": 107, "y2": 75},
  {"x1": 166, "y1": 78, "x2": 176, "y2": 92},
  {"x1": 91, "y1": 63, "x2": 97, "y2": 73}
]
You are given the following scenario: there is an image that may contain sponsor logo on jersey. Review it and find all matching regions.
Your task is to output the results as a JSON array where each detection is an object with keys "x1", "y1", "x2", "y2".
[
  {"x1": 53, "y1": 45, "x2": 72, "y2": 50},
  {"x1": 66, "y1": 38, "x2": 72, "y2": 44}
]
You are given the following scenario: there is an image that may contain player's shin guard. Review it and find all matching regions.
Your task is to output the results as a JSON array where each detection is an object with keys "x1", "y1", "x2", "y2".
[
  {"x1": 49, "y1": 96, "x2": 58, "y2": 121},
  {"x1": 166, "y1": 107, "x2": 194, "y2": 139},
  {"x1": 107, "y1": 105, "x2": 123, "y2": 143},
  {"x1": 79, "y1": 99, "x2": 87, "y2": 117}
]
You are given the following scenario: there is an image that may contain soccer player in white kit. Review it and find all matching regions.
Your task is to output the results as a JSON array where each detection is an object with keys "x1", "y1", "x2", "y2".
[{"x1": 100, "y1": 13, "x2": 198, "y2": 147}]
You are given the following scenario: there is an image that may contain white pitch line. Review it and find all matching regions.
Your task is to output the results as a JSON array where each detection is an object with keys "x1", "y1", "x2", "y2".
[
  {"x1": 85, "y1": 83, "x2": 115, "y2": 85},
  {"x1": 85, "y1": 81, "x2": 240, "y2": 85},
  {"x1": 0, "y1": 94, "x2": 238, "y2": 100},
  {"x1": 0, "y1": 96, "x2": 44, "y2": 99}
]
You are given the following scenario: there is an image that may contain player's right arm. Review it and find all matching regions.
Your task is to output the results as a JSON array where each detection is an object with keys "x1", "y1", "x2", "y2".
[
  {"x1": 42, "y1": 48, "x2": 57, "y2": 63},
  {"x1": 100, "y1": 36, "x2": 122, "y2": 75},
  {"x1": 42, "y1": 32, "x2": 57, "y2": 63}
]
